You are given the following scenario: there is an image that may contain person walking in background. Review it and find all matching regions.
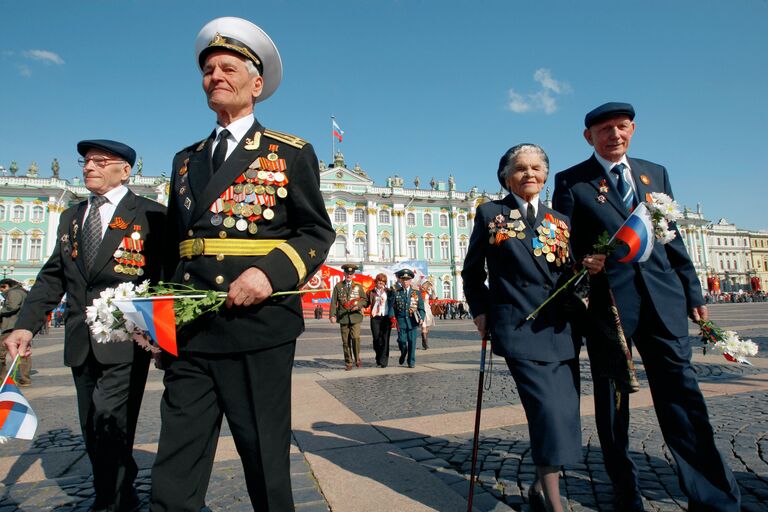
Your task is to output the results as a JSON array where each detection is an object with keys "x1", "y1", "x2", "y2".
[
  {"x1": 419, "y1": 280, "x2": 435, "y2": 349},
  {"x1": 0, "y1": 279, "x2": 31, "y2": 385},
  {"x1": 389, "y1": 269, "x2": 424, "y2": 368},
  {"x1": 367, "y1": 273, "x2": 392, "y2": 367},
  {"x1": 330, "y1": 264, "x2": 369, "y2": 370}
]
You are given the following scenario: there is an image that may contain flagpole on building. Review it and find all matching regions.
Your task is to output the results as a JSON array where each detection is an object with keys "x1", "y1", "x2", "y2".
[{"x1": 331, "y1": 115, "x2": 336, "y2": 161}]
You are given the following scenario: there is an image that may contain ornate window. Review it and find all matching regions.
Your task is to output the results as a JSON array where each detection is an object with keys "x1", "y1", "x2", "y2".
[
  {"x1": 354, "y1": 237, "x2": 366, "y2": 258},
  {"x1": 406, "y1": 212, "x2": 416, "y2": 227},
  {"x1": 459, "y1": 239, "x2": 468, "y2": 259},
  {"x1": 0, "y1": 205, "x2": 5, "y2": 221},
  {"x1": 424, "y1": 239, "x2": 434, "y2": 260},
  {"x1": 380, "y1": 237, "x2": 392, "y2": 260},
  {"x1": 378, "y1": 210, "x2": 390, "y2": 224},
  {"x1": 458, "y1": 214, "x2": 467, "y2": 228},
  {"x1": 9, "y1": 234, "x2": 23, "y2": 260},
  {"x1": 442, "y1": 280, "x2": 452, "y2": 299},
  {"x1": 354, "y1": 208, "x2": 365, "y2": 223},
  {"x1": 333, "y1": 235, "x2": 347, "y2": 259},
  {"x1": 439, "y1": 213, "x2": 448, "y2": 228},
  {"x1": 423, "y1": 213, "x2": 433, "y2": 227},
  {"x1": 407, "y1": 239, "x2": 417, "y2": 259},
  {"x1": 334, "y1": 208, "x2": 347, "y2": 224},
  {"x1": 31, "y1": 205, "x2": 45, "y2": 223},
  {"x1": 440, "y1": 240, "x2": 450, "y2": 260},
  {"x1": 11, "y1": 205, "x2": 24, "y2": 222},
  {"x1": 29, "y1": 237, "x2": 43, "y2": 260}
]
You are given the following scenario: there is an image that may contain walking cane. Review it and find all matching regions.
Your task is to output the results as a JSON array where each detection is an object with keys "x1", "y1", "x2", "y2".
[{"x1": 467, "y1": 334, "x2": 491, "y2": 511}]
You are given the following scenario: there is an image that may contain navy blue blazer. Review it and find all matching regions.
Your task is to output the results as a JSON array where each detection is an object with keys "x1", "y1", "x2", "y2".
[
  {"x1": 462, "y1": 195, "x2": 575, "y2": 362},
  {"x1": 553, "y1": 155, "x2": 703, "y2": 339}
]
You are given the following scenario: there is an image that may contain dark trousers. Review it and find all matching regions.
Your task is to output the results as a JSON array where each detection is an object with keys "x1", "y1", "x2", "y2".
[
  {"x1": 369, "y1": 316, "x2": 391, "y2": 367},
  {"x1": 71, "y1": 348, "x2": 150, "y2": 509},
  {"x1": 588, "y1": 301, "x2": 740, "y2": 511},
  {"x1": 397, "y1": 326, "x2": 418, "y2": 366},
  {"x1": 151, "y1": 341, "x2": 296, "y2": 512}
]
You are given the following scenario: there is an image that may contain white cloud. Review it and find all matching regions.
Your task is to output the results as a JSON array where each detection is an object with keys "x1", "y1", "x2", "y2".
[
  {"x1": 506, "y1": 68, "x2": 571, "y2": 115},
  {"x1": 18, "y1": 64, "x2": 32, "y2": 77},
  {"x1": 23, "y1": 49, "x2": 65, "y2": 65}
]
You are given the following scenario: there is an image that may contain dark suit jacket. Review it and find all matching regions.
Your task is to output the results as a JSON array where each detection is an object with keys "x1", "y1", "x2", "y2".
[
  {"x1": 164, "y1": 119, "x2": 334, "y2": 353},
  {"x1": 462, "y1": 195, "x2": 575, "y2": 362},
  {"x1": 16, "y1": 190, "x2": 166, "y2": 366},
  {"x1": 553, "y1": 155, "x2": 703, "y2": 339}
]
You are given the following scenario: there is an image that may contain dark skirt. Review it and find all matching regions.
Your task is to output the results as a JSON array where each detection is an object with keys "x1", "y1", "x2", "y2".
[{"x1": 505, "y1": 357, "x2": 581, "y2": 466}]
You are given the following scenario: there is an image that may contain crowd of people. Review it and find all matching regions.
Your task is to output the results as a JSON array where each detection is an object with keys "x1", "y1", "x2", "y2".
[{"x1": 0, "y1": 14, "x2": 748, "y2": 512}]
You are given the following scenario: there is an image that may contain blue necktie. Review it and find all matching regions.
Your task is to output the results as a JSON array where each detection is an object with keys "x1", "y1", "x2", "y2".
[{"x1": 611, "y1": 163, "x2": 634, "y2": 212}]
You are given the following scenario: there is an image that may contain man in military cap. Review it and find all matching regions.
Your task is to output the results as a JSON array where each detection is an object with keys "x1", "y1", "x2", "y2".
[
  {"x1": 388, "y1": 269, "x2": 425, "y2": 368},
  {"x1": 4, "y1": 139, "x2": 165, "y2": 511},
  {"x1": 150, "y1": 17, "x2": 334, "y2": 511},
  {"x1": 553, "y1": 102, "x2": 740, "y2": 511},
  {"x1": 329, "y1": 263, "x2": 368, "y2": 370}
]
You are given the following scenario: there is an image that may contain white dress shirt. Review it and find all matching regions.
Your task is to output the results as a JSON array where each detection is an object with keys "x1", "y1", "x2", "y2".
[
  {"x1": 594, "y1": 152, "x2": 637, "y2": 196},
  {"x1": 83, "y1": 185, "x2": 129, "y2": 238},
  {"x1": 211, "y1": 113, "x2": 255, "y2": 160},
  {"x1": 512, "y1": 192, "x2": 540, "y2": 218}
]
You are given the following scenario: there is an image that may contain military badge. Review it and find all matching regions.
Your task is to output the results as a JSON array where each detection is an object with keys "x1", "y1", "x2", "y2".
[
  {"x1": 598, "y1": 179, "x2": 609, "y2": 194},
  {"x1": 596, "y1": 194, "x2": 607, "y2": 204},
  {"x1": 109, "y1": 216, "x2": 129, "y2": 230},
  {"x1": 646, "y1": 192, "x2": 653, "y2": 203},
  {"x1": 244, "y1": 132, "x2": 261, "y2": 150},
  {"x1": 640, "y1": 174, "x2": 651, "y2": 185},
  {"x1": 179, "y1": 158, "x2": 189, "y2": 176}
]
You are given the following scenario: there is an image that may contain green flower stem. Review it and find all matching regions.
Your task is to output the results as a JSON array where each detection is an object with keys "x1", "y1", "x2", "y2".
[{"x1": 525, "y1": 268, "x2": 588, "y2": 321}]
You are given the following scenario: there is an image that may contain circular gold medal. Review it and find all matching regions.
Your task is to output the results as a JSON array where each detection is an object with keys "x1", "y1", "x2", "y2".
[
  {"x1": 233, "y1": 184, "x2": 244, "y2": 194},
  {"x1": 262, "y1": 208, "x2": 275, "y2": 220},
  {"x1": 542, "y1": 245, "x2": 551, "y2": 254},
  {"x1": 241, "y1": 204, "x2": 253, "y2": 217},
  {"x1": 243, "y1": 183, "x2": 255, "y2": 194},
  {"x1": 232, "y1": 203, "x2": 243, "y2": 215},
  {"x1": 257, "y1": 170, "x2": 268, "y2": 180},
  {"x1": 248, "y1": 222, "x2": 258, "y2": 234},
  {"x1": 114, "y1": 264, "x2": 124, "y2": 273},
  {"x1": 277, "y1": 187, "x2": 288, "y2": 198},
  {"x1": 223, "y1": 216, "x2": 236, "y2": 228},
  {"x1": 546, "y1": 252, "x2": 556, "y2": 262},
  {"x1": 265, "y1": 185, "x2": 275, "y2": 195},
  {"x1": 534, "y1": 248, "x2": 542, "y2": 257},
  {"x1": 267, "y1": 152, "x2": 278, "y2": 161},
  {"x1": 254, "y1": 185, "x2": 265, "y2": 195},
  {"x1": 517, "y1": 232, "x2": 526, "y2": 240},
  {"x1": 245, "y1": 169, "x2": 258, "y2": 179}
]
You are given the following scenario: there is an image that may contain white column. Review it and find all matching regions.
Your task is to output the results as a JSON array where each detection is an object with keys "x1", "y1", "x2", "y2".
[
  {"x1": 367, "y1": 201, "x2": 378, "y2": 261},
  {"x1": 450, "y1": 207, "x2": 460, "y2": 263},
  {"x1": 701, "y1": 228, "x2": 710, "y2": 270},
  {"x1": 46, "y1": 200, "x2": 62, "y2": 257},
  {"x1": 345, "y1": 208, "x2": 355, "y2": 257},
  {"x1": 399, "y1": 210, "x2": 407, "y2": 258},
  {"x1": 392, "y1": 209, "x2": 401, "y2": 259}
]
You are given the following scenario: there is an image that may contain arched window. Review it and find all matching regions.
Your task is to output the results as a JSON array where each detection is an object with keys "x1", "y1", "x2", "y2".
[
  {"x1": 439, "y1": 213, "x2": 448, "y2": 228},
  {"x1": 459, "y1": 239, "x2": 468, "y2": 259},
  {"x1": 354, "y1": 237, "x2": 366, "y2": 258},
  {"x1": 406, "y1": 212, "x2": 416, "y2": 227},
  {"x1": 354, "y1": 208, "x2": 365, "y2": 223},
  {"x1": 334, "y1": 208, "x2": 347, "y2": 224},
  {"x1": 29, "y1": 237, "x2": 43, "y2": 260},
  {"x1": 423, "y1": 213, "x2": 433, "y2": 227},
  {"x1": 440, "y1": 240, "x2": 449, "y2": 260},
  {"x1": 458, "y1": 214, "x2": 467, "y2": 228},
  {"x1": 333, "y1": 235, "x2": 347, "y2": 258},
  {"x1": 424, "y1": 239, "x2": 434, "y2": 260},
  {"x1": 407, "y1": 239, "x2": 417, "y2": 259},
  {"x1": 378, "y1": 210, "x2": 390, "y2": 224},
  {"x1": 31, "y1": 205, "x2": 45, "y2": 222},
  {"x1": 380, "y1": 237, "x2": 392, "y2": 260},
  {"x1": 9, "y1": 234, "x2": 23, "y2": 260},
  {"x1": 11, "y1": 205, "x2": 24, "y2": 222},
  {"x1": 442, "y1": 280, "x2": 452, "y2": 299}
]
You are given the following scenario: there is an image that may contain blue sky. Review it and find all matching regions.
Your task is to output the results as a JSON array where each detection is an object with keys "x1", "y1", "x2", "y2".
[{"x1": 2, "y1": 0, "x2": 767, "y2": 229}]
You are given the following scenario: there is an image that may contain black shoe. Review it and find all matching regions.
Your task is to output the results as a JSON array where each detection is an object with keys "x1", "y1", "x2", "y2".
[
  {"x1": 527, "y1": 485, "x2": 546, "y2": 512},
  {"x1": 399, "y1": 353, "x2": 405, "y2": 365},
  {"x1": 614, "y1": 494, "x2": 644, "y2": 512}
]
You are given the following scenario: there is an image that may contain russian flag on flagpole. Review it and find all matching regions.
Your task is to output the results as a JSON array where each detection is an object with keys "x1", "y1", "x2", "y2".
[
  {"x1": 113, "y1": 297, "x2": 178, "y2": 356},
  {"x1": 0, "y1": 356, "x2": 38, "y2": 441},
  {"x1": 613, "y1": 203, "x2": 655, "y2": 264},
  {"x1": 332, "y1": 119, "x2": 344, "y2": 142}
]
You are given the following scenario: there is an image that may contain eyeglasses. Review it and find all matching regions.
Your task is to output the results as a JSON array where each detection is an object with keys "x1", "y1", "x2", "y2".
[{"x1": 78, "y1": 156, "x2": 126, "y2": 168}]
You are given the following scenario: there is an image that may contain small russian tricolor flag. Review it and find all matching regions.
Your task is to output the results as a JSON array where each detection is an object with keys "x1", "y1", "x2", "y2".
[
  {"x1": 332, "y1": 119, "x2": 344, "y2": 142},
  {"x1": 0, "y1": 357, "x2": 38, "y2": 441},
  {"x1": 614, "y1": 203, "x2": 655, "y2": 264},
  {"x1": 114, "y1": 297, "x2": 178, "y2": 356}
]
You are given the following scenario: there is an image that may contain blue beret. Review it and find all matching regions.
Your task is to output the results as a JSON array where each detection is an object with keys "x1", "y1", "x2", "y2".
[
  {"x1": 395, "y1": 269, "x2": 415, "y2": 279},
  {"x1": 77, "y1": 139, "x2": 136, "y2": 167},
  {"x1": 584, "y1": 102, "x2": 635, "y2": 128}
]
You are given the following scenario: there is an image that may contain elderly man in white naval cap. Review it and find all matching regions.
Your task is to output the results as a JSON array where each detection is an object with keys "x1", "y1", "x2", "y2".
[{"x1": 150, "y1": 17, "x2": 334, "y2": 511}]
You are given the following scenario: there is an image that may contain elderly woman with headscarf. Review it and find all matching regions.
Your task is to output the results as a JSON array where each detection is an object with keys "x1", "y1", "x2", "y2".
[{"x1": 462, "y1": 143, "x2": 604, "y2": 512}]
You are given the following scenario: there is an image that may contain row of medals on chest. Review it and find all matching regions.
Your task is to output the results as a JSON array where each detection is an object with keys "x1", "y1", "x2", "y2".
[
  {"x1": 209, "y1": 164, "x2": 288, "y2": 234},
  {"x1": 113, "y1": 231, "x2": 145, "y2": 276}
]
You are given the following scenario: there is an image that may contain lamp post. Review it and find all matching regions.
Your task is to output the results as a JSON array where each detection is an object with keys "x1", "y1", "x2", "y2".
[{"x1": 1, "y1": 265, "x2": 14, "y2": 278}]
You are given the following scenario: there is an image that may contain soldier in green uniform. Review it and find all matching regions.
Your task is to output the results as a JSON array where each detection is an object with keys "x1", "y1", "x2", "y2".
[
  {"x1": 388, "y1": 268, "x2": 425, "y2": 368},
  {"x1": 150, "y1": 17, "x2": 334, "y2": 511},
  {"x1": 329, "y1": 263, "x2": 369, "y2": 370}
]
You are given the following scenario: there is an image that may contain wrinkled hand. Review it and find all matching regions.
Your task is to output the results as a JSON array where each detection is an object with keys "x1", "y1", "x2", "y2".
[
  {"x1": 690, "y1": 305, "x2": 709, "y2": 322},
  {"x1": 226, "y1": 267, "x2": 273, "y2": 308},
  {"x1": 582, "y1": 254, "x2": 606, "y2": 275},
  {"x1": 473, "y1": 314, "x2": 488, "y2": 339},
  {"x1": 4, "y1": 329, "x2": 33, "y2": 359},
  {"x1": 329, "y1": 316, "x2": 336, "y2": 324}
]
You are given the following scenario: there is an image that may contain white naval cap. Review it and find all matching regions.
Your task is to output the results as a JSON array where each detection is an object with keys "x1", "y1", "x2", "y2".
[{"x1": 195, "y1": 16, "x2": 283, "y2": 103}]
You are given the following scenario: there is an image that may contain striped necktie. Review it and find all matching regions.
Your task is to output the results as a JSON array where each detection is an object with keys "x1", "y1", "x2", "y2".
[{"x1": 611, "y1": 163, "x2": 635, "y2": 212}]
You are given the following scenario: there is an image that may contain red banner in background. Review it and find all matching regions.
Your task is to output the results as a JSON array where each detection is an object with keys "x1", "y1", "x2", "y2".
[{"x1": 300, "y1": 265, "x2": 376, "y2": 317}]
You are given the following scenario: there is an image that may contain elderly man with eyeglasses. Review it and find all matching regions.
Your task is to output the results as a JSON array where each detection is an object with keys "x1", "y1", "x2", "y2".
[{"x1": 4, "y1": 139, "x2": 166, "y2": 512}]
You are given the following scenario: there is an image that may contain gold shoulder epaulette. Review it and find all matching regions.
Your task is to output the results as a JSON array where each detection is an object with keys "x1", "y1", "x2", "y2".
[{"x1": 264, "y1": 129, "x2": 307, "y2": 149}]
